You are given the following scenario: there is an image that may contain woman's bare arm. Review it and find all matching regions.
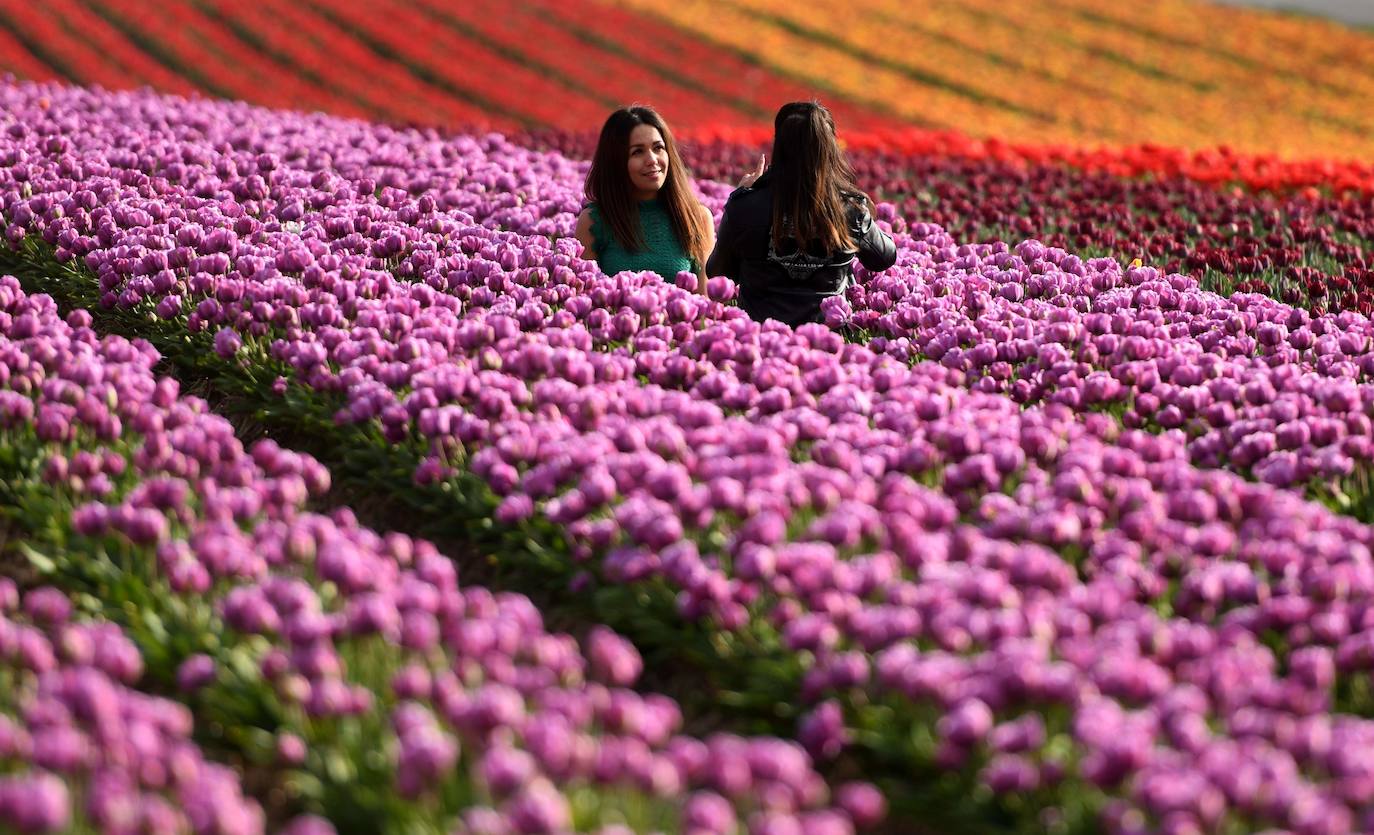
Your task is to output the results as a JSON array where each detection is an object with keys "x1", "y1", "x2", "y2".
[
  {"x1": 696, "y1": 202, "x2": 716, "y2": 287},
  {"x1": 574, "y1": 208, "x2": 597, "y2": 262}
]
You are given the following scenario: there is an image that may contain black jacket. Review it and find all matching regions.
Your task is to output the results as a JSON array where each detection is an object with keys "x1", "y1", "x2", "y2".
[{"x1": 706, "y1": 170, "x2": 897, "y2": 327}]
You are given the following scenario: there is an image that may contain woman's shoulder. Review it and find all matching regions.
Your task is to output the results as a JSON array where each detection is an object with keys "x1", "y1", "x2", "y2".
[
  {"x1": 581, "y1": 202, "x2": 613, "y2": 228},
  {"x1": 722, "y1": 181, "x2": 771, "y2": 224},
  {"x1": 579, "y1": 204, "x2": 610, "y2": 250},
  {"x1": 576, "y1": 204, "x2": 598, "y2": 232}
]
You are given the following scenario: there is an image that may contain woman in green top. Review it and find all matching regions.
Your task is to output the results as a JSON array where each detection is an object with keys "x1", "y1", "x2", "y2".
[{"x1": 575, "y1": 106, "x2": 714, "y2": 288}]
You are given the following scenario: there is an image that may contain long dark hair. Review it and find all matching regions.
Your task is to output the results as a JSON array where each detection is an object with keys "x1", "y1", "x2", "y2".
[
  {"x1": 584, "y1": 106, "x2": 711, "y2": 267},
  {"x1": 769, "y1": 101, "x2": 866, "y2": 253}
]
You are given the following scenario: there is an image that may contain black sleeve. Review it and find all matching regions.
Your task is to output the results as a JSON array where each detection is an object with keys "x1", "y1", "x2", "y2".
[
  {"x1": 852, "y1": 202, "x2": 897, "y2": 272},
  {"x1": 705, "y1": 199, "x2": 741, "y2": 279}
]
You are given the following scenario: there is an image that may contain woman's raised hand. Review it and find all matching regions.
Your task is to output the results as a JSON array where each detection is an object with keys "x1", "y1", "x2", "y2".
[{"x1": 737, "y1": 153, "x2": 765, "y2": 188}]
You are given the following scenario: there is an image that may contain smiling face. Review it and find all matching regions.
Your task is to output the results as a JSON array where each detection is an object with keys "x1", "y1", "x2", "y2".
[{"x1": 627, "y1": 124, "x2": 669, "y2": 200}]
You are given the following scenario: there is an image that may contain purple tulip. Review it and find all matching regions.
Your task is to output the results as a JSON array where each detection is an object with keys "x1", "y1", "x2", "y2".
[
  {"x1": 834, "y1": 782, "x2": 886, "y2": 829},
  {"x1": 798, "y1": 701, "x2": 847, "y2": 761},
  {"x1": 506, "y1": 778, "x2": 572, "y2": 834},
  {"x1": 585, "y1": 626, "x2": 643, "y2": 688},
  {"x1": 176, "y1": 654, "x2": 216, "y2": 692},
  {"x1": 278, "y1": 816, "x2": 337, "y2": 835},
  {"x1": 213, "y1": 327, "x2": 242, "y2": 358},
  {"x1": 0, "y1": 772, "x2": 70, "y2": 833}
]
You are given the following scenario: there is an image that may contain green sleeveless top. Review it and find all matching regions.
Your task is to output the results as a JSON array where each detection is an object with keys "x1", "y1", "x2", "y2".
[{"x1": 588, "y1": 198, "x2": 696, "y2": 281}]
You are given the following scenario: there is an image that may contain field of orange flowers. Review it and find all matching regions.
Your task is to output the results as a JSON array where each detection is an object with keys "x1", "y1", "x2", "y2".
[{"x1": 610, "y1": 0, "x2": 1374, "y2": 158}]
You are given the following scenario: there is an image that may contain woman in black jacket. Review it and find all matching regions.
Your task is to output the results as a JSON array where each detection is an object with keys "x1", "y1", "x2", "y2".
[{"x1": 705, "y1": 101, "x2": 897, "y2": 327}]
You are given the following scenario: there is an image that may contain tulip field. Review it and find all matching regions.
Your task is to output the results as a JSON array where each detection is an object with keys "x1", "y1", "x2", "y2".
[{"x1": 3, "y1": 2, "x2": 1374, "y2": 834}]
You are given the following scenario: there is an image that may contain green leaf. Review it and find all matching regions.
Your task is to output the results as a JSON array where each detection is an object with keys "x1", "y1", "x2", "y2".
[{"x1": 18, "y1": 541, "x2": 56, "y2": 573}]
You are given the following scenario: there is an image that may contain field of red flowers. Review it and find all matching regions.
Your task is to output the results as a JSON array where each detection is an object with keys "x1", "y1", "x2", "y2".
[{"x1": 2, "y1": 3, "x2": 1374, "y2": 835}]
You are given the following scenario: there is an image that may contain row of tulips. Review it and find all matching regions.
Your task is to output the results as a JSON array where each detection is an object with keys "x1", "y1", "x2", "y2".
[
  {"x1": 523, "y1": 132, "x2": 1374, "y2": 314},
  {"x1": 21, "y1": 0, "x2": 198, "y2": 96},
  {"x1": 79, "y1": 0, "x2": 375, "y2": 121},
  {"x1": 915, "y1": 0, "x2": 1374, "y2": 151},
  {"x1": 0, "y1": 0, "x2": 904, "y2": 136},
  {"x1": 8, "y1": 80, "x2": 1374, "y2": 831},
  {"x1": 409, "y1": 0, "x2": 763, "y2": 128},
  {"x1": 298, "y1": 0, "x2": 610, "y2": 131},
  {"x1": 700, "y1": 0, "x2": 1178, "y2": 147},
  {"x1": 0, "y1": 284, "x2": 298, "y2": 834},
  {"x1": 432, "y1": 0, "x2": 896, "y2": 133},
  {"x1": 0, "y1": 0, "x2": 175, "y2": 93},
  {"x1": 195, "y1": 0, "x2": 503, "y2": 131},
  {"x1": 601, "y1": 0, "x2": 1043, "y2": 143},
  {"x1": 0, "y1": 273, "x2": 875, "y2": 834},
  {"x1": 536, "y1": 125, "x2": 1374, "y2": 197},
  {"x1": 0, "y1": 577, "x2": 275, "y2": 834},
  {"x1": 1055, "y1": 0, "x2": 1374, "y2": 105},
  {"x1": 824, "y1": 232, "x2": 1374, "y2": 495},
  {"x1": 0, "y1": 22, "x2": 57, "y2": 83},
  {"x1": 509, "y1": 0, "x2": 893, "y2": 133},
  {"x1": 0, "y1": 0, "x2": 508, "y2": 131}
]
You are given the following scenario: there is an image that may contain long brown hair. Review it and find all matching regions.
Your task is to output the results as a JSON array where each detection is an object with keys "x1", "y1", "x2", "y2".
[
  {"x1": 769, "y1": 101, "x2": 865, "y2": 253},
  {"x1": 583, "y1": 106, "x2": 711, "y2": 267}
]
